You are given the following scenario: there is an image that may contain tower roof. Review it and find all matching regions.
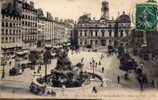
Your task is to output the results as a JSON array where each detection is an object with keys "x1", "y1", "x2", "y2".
[{"x1": 116, "y1": 12, "x2": 131, "y2": 23}]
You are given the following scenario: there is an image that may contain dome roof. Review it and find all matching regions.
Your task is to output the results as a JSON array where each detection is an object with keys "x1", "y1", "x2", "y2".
[
  {"x1": 116, "y1": 12, "x2": 131, "y2": 23},
  {"x1": 78, "y1": 14, "x2": 91, "y2": 23}
]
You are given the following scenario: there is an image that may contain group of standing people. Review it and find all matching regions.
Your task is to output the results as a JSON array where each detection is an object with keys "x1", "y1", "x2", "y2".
[{"x1": 89, "y1": 54, "x2": 105, "y2": 73}]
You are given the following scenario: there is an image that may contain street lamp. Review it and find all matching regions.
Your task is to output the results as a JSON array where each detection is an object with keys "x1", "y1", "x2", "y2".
[
  {"x1": 1, "y1": 57, "x2": 6, "y2": 79},
  {"x1": 91, "y1": 60, "x2": 96, "y2": 78}
]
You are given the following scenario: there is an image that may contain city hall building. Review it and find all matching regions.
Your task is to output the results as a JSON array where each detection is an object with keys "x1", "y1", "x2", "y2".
[{"x1": 75, "y1": 1, "x2": 131, "y2": 48}]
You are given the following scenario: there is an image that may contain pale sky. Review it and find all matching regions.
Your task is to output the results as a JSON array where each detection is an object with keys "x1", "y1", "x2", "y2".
[{"x1": 29, "y1": 0, "x2": 151, "y2": 20}]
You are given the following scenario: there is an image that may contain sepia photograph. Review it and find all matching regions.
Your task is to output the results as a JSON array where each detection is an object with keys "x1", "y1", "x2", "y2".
[{"x1": 0, "y1": 0, "x2": 158, "y2": 100}]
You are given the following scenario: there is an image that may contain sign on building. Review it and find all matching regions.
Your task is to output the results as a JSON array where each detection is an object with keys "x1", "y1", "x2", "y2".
[{"x1": 136, "y1": 3, "x2": 157, "y2": 30}]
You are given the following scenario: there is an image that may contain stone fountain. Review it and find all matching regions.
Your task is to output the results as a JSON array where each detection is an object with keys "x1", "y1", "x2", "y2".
[{"x1": 48, "y1": 49, "x2": 90, "y2": 88}]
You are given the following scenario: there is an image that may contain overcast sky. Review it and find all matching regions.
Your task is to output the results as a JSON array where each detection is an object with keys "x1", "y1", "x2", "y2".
[{"x1": 29, "y1": 0, "x2": 149, "y2": 20}]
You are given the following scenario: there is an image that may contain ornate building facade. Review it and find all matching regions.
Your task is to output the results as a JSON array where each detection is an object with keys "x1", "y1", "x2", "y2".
[{"x1": 74, "y1": 1, "x2": 131, "y2": 49}]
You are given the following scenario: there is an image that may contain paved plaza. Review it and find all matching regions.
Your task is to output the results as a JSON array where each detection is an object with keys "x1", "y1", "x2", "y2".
[{"x1": 0, "y1": 50, "x2": 157, "y2": 99}]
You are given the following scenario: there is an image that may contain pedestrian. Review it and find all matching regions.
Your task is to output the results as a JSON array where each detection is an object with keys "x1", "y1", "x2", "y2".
[
  {"x1": 99, "y1": 61, "x2": 101, "y2": 66},
  {"x1": 102, "y1": 67, "x2": 104, "y2": 73},
  {"x1": 1, "y1": 70, "x2": 5, "y2": 80},
  {"x1": 92, "y1": 86, "x2": 97, "y2": 93},
  {"x1": 81, "y1": 57, "x2": 84, "y2": 63},
  {"x1": 39, "y1": 65, "x2": 41, "y2": 71},
  {"x1": 100, "y1": 55, "x2": 103, "y2": 60},
  {"x1": 151, "y1": 80, "x2": 155, "y2": 88},
  {"x1": 117, "y1": 76, "x2": 120, "y2": 84},
  {"x1": 90, "y1": 62, "x2": 92, "y2": 67},
  {"x1": 22, "y1": 66, "x2": 25, "y2": 72},
  {"x1": 100, "y1": 82, "x2": 103, "y2": 87},
  {"x1": 92, "y1": 57, "x2": 94, "y2": 63}
]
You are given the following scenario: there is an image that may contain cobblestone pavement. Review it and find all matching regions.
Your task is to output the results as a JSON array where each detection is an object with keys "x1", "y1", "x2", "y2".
[{"x1": 0, "y1": 50, "x2": 157, "y2": 99}]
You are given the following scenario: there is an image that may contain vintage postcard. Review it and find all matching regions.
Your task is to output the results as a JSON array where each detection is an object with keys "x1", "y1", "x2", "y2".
[{"x1": 0, "y1": 0, "x2": 158, "y2": 100}]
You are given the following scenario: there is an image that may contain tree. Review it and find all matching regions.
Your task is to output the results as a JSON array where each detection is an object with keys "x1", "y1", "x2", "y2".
[
  {"x1": 29, "y1": 50, "x2": 39, "y2": 69},
  {"x1": 43, "y1": 47, "x2": 52, "y2": 82}
]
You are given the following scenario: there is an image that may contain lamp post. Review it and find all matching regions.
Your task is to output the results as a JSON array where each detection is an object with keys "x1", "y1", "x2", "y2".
[
  {"x1": 91, "y1": 60, "x2": 96, "y2": 78},
  {"x1": 1, "y1": 57, "x2": 6, "y2": 80}
]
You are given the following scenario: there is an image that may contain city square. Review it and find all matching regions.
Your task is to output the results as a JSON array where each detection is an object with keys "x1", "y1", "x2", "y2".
[{"x1": 0, "y1": 48, "x2": 157, "y2": 99}]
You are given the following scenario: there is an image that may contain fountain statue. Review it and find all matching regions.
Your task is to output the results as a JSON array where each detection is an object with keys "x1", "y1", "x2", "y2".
[
  {"x1": 30, "y1": 49, "x2": 103, "y2": 95},
  {"x1": 48, "y1": 49, "x2": 90, "y2": 88}
]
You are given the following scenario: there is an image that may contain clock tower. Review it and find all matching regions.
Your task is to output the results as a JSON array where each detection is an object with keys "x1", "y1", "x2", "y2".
[{"x1": 100, "y1": 0, "x2": 109, "y2": 20}]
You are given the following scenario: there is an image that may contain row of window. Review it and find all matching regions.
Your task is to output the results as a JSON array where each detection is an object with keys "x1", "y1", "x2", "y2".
[
  {"x1": 78, "y1": 24, "x2": 113, "y2": 28},
  {"x1": 22, "y1": 14, "x2": 37, "y2": 20},
  {"x1": 23, "y1": 29, "x2": 37, "y2": 34},
  {"x1": 2, "y1": 15, "x2": 21, "y2": 21},
  {"x1": 1, "y1": 37, "x2": 21, "y2": 43},
  {"x1": 23, "y1": 36, "x2": 37, "y2": 41},
  {"x1": 1, "y1": 29, "x2": 21, "y2": 35},
  {"x1": 79, "y1": 30, "x2": 111, "y2": 37},
  {"x1": 22, "y1": 21, "x2": 37, "y2": 27},
  {"x1": 79, "y1": 30, "x2": 129, "y2": 37},
  {"x1": 2, "y1": 22, "x2": 21, "y2": 27},
  {"x1": 78, "y1": 23, "x2": 130, "y2": 28}
]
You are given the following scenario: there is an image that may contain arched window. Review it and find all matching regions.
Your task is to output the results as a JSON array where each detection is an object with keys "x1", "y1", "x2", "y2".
[
  {"x1": 80, "y1": 30, "x2": 82, "y2": 36},
  {"x1": 120, "y1": 30, "x2": 123, "y2": 37},
  {"x1": 95, "y1": 30, "x2": 98, "y2": 37},
  {"x1": 84, "y1": 30, "x2": 87, "y2": 36},
  {"x1": 108, "y1": 30, "x2": 112, "y2": 37},
  {"x1": 101, "y1": 30, "x2": 105, "y2": 37},
  {"x1": 90, "y1": 30, "x2": 93, "y2": 36}
]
